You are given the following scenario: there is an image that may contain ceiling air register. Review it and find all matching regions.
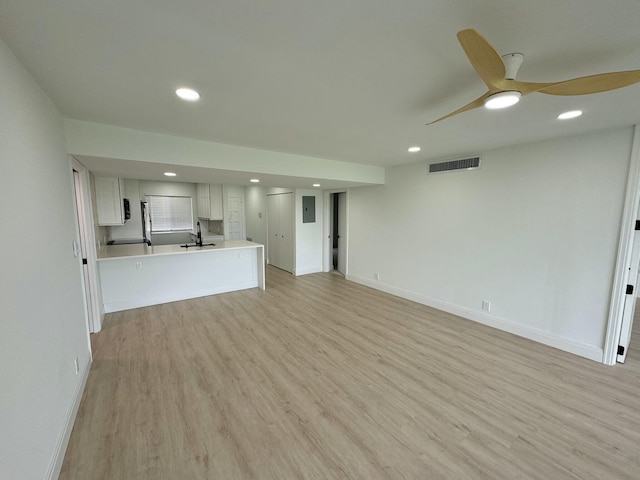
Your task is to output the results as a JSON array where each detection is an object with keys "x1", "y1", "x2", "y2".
[{"x1": 428, "y1": 156, "x2": 481, "y2": 174}]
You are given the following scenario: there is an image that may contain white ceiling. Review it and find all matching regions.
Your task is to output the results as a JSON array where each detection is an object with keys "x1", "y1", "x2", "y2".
[{"x1": 1, "y1": 0, "x2": 640, "y2": 179}]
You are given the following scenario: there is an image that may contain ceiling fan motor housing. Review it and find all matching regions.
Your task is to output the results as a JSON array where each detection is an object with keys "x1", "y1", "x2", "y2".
[{"x1": 502, "y1": 53, "x2": 524, "y2": 80}]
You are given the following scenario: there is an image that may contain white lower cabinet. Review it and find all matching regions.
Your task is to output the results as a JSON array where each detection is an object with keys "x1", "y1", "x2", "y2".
[
  {"x1": 267, "y1": 192, "x2": 294, "y2": 273},
  {"x1": 95, "y1": 176, "x2": 125, "y2": 226}
]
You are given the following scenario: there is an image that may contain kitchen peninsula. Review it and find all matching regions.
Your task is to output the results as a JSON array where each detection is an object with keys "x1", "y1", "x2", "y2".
[{"x1": 97, "y1": 240, "x2": 265, "y2": 313}]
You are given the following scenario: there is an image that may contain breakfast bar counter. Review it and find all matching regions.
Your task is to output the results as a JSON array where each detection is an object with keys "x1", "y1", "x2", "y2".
[{"x1": 97, "y1": 241, "x2": 265, "y2": 313}]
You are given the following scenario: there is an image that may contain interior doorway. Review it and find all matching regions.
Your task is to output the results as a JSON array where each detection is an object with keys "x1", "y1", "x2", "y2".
[
  {"x1": 70, "y1": 157, "x2": 102, "y2": 335},
  {"x1": 72, "y1": 169, "x2": 92, "y2": 336},
  {"x1": 616, "y1": 201, "x2": 640, "y2": 363},
  {"x1": 606, "y1": 124, "x2": 640, "y2": 364},
  {"x1": 326, "y1": 190, "x2": 347, "y2": 275}
]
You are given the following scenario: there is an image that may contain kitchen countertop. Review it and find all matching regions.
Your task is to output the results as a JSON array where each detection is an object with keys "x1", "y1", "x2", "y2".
[{"x1": 98, "y1": 240, "x2": 263, "y2": 260}]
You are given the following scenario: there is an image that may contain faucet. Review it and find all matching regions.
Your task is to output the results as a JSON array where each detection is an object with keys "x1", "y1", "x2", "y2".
[{"x1": 196, "y1": 221, "x2": 203, "y2": 247}]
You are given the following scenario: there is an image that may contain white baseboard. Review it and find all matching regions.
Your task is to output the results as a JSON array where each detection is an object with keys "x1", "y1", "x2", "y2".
[
  {"x1": 295, "y1": 265, "x2": 323, "y2": 276},
  {"x1": 46, "y1": 356, "x2": 91, "y2": 480},
  {"x1": 347, "y1": 274, "x2": 603, "y2": 363}
]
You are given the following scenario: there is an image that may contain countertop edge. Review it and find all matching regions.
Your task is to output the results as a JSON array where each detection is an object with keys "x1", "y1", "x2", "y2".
[{"x1": 97, "y1": 241, "x2": 264, "y2": 261}]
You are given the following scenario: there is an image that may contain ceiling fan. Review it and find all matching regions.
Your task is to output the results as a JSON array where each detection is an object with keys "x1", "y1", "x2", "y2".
[{"x1": 428, "y1": 29, "x2": 640, "y2": 124}]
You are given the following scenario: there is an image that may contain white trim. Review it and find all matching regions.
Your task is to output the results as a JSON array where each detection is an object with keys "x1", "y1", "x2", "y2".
[
  {"x1": 348, "y1": 274, "x2": 604, "y2": 363},
  {"x1": 70, "y1": 156, "x2": 104, "y2": 333},
  {"x1": 322, "y1": 191, "x2": 331, "y2": 272},
  {"x1": 322, "y1": 189, "x2": 349, "y2": 273},
  {"x1": 45, "y1": 357, "x2": 91, "y2": 480},
  {"x1": 604, "y1": 125, "x2": 640, "y2": 365},
  {"x1": 295, "y1": 265, "x2": 323, "y2": 276}
]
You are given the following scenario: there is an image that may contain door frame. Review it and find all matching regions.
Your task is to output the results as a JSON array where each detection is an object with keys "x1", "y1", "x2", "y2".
[
  {"x1": 70, "y1": 156, "x2": 103, "y2": 333},
  {"x1": 226, "y1": 195, "x2": 246, "y2": 241},
  {"x1": 266, "y1": 191, "x2": 295, "y2": 273},
  {"x1": 604, "y1": 124, "x2": 640, "y2": 364},
  {"x1": 323, "y1": 189, "x2": 349, "y2": 273}
]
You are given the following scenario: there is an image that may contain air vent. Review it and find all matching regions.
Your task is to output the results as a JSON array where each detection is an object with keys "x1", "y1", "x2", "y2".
[{"x1": 428, "y1": 156, "x2": 481, "y2": 174}]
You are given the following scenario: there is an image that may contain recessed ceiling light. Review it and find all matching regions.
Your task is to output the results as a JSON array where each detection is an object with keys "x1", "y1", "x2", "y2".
[
  {"x1": 484, "y1": 91, "x2": 521, "y2": 110},
  {"x1": 408, "y1": 146, "x2": 421, "y2": 153},
  {"x1": 557, "y1": 110, "x2": 583, "y2": 120},
  {"x1": 164, "y1": 172, "x2": 177, "y2": 177},
  {"x1": 175, "y1": 87, "x2": 200, "y2": 101},
  {"x1": 312, "y1": 183, "x2": 321, "y2": 187},
  {"x1": 250, "y1": 179, "x2": 260, "y2": 183}
]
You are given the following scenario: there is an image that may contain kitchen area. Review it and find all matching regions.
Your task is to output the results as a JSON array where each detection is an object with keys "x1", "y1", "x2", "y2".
[
  {"x1": 91, "y1": 176, "x2": 264, "y2": 313},
  {"x1": 95, "y1": 177, "x2": 227, "y2": 247}
]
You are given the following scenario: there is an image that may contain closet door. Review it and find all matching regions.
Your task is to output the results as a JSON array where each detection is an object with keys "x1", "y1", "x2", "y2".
[
  {"x1": 267, "y1": 194, "x2": 280, "y2": 267},
  {"x1": 278, "y1": 193, "x2": 294, "y2": 273},
  {"x1": 267, "y1": 193, "x2": 294, "y2": 273}
]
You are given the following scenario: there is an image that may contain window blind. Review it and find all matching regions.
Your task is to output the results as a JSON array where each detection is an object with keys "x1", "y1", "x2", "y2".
[{"x1": 147, "y1": 195, "x2": 193, "y2": 232}]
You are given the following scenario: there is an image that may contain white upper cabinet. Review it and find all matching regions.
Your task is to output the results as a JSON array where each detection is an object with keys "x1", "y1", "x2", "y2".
[
  {"x1": 95, "y1": 177, "x2": 125, "y2": 226},
  {"x1": 197, "y1": 183, "x2": 223, "y2": 220}
]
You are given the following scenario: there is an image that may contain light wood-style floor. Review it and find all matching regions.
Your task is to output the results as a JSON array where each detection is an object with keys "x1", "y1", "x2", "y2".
[{"x1": 61, "y1": 267, "x2": 640, "y2": 479}]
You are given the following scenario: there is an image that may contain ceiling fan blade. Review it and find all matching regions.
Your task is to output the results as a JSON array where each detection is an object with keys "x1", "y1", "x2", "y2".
[
  {"x1": 537, "y1": 70, "x2": 640, "y2": 95},
  {"x1": 427, "y1": 91, "x2": 492, "y2": 125},
  {"x1": 457, "y1": 29, "x2": 506, "y2": 89}
]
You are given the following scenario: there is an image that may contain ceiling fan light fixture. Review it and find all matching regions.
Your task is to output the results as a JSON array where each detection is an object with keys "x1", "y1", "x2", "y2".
[{"x1": 484, "y1": 91, "x2": 521, "y2": 110}]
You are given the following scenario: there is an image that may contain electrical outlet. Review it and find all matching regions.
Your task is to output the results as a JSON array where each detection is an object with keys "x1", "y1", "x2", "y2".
[
  {"x1": 482, "y1": 300, "x2": 491, "y2": 312},
  {"x1": 74, "y1": 357, "x2": 79, "y2": 375},
  {"x1": 374, "y1": 272, "x2": 380, "y2": 280},
  {"x1": 135, "y1": 261, "x2": 143, "y2": 270}
]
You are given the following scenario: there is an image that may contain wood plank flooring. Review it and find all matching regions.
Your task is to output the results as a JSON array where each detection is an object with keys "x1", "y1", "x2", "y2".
[{"x1": 60, "y1": 266, "x2": 640, "y2": 479}]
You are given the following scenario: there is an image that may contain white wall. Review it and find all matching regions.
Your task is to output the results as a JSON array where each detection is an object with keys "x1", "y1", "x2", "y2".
[
  {"x1": 138, "y1": 179, "x2": 197, "y2": 203},
  {"x1": 223, "y1": 184, "x2": 246, "y2": 203},
  {"x1": 245, "y1": 186, "x2": 324, "y2": 275},
  {"x1": 295, "y1": 189, "x2": 324, "y2": 275},
  {"x1": 0, "y1": 38, "x2": 91, "y2": 479},
  {"x1": 64, "y1": 119, "x2": 385, "y2": 185},
  {"x1": 245, "y1": 186, "x2": 267, "y2": 245},
  {"x1": 348, "y1": 128, "x2": 634, "y2": 361}
]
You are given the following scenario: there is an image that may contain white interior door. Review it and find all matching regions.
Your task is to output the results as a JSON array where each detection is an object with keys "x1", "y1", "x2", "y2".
[
  {"x1": 267, "y1": 194, "x2": 279, "y2": 267},
  {"x1": 266, "y1": 193, "x2": 294, "y2": 273},
  {"x1": 73, "y1": 170, "x2": 93, "y2": 335},
  {"x1": 279, "y1": 193, "x2": 294, "y2": 273},
  {"x1": 617, "y1": 212, "x2": 640, "y2": 362},
  {"x1": 337, "y1": 192, "x2": 347, "y2": 275},
  {"x1": 226, "y1": 196, "x2": 246, "y2": 241}
]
